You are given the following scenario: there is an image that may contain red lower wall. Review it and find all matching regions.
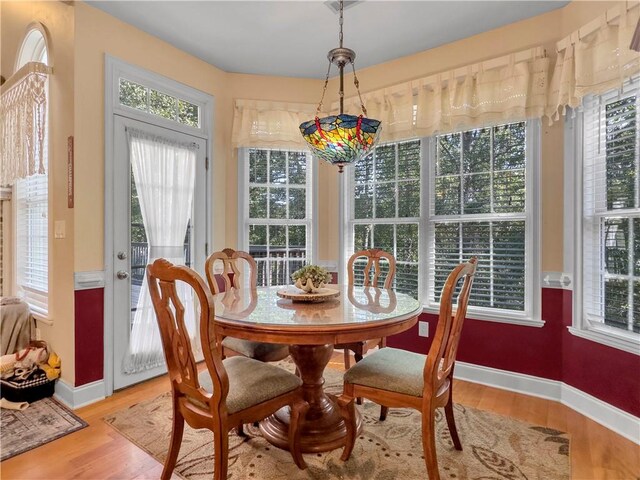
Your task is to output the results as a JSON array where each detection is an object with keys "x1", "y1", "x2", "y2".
[
  {"x1": 560, "y1": 291, "x2": 640, "y2": 417},
  {"x1": 74, "y1": 288, "x2": 104, "y2": 386},
  {"x1": 73, "y1": 285, "x2": 639, "y2": 417},
  {"x1": 388, "y1": 288, "x2": 640, "y2": 417}
]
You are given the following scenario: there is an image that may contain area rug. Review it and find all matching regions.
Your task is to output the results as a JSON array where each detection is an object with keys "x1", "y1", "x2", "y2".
[
  {"x1": 1, "y1": 397, "x2": 88, "y2": 461},
  {"x1": 105, "y1": 367, "x2": 570, "y2": 479}
]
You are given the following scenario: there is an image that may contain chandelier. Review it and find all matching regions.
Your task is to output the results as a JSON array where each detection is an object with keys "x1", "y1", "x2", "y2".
[{"x1": 299, "y1": 0, "x2": 382, "y2": 173}]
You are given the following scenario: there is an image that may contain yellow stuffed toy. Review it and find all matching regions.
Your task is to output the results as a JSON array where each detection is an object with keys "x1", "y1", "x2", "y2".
[{"x1": 40, "y1": 352, "x2": 61, "y2": 380}]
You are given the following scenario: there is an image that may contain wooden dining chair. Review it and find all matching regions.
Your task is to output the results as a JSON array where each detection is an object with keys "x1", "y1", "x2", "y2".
[
  {"x1": 147, "y1": 258, "x2": 308, "y2": 480},
  {"x1": 337, "y1": 257, "x2": 477, "y2": 480},
  {"x1": 205, "y1": 248, "x2": 289, "y2": 362},
  {"x1": 335, "y1": 248, "x2": 396, "y2": 370}
]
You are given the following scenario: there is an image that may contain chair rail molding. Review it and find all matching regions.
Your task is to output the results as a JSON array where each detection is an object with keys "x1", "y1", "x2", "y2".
[
  {"x1": 74, "y1": 270, "x2": 105, "y2": 290},
  {"x1": 541, "y1": 271, "x2": 572, "y2": 289}
]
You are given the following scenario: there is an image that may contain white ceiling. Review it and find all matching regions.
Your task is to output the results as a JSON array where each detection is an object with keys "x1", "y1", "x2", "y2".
[{"x1": 88, "y1": 1, "x2": 569, "y2": 79}]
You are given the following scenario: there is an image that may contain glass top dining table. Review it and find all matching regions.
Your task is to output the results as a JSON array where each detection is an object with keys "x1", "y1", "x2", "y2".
[{"x1": 212, "y1": 284, "x2": 422, "y2": 453}]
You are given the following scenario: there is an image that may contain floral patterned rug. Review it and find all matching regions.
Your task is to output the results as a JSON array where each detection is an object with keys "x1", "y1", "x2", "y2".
[
  {"x1": 105, "y1": 368, "x2": 570, "y2": 479},
  {"x1": 1, "y1": 397, "x2": 88, "y2": 461}
]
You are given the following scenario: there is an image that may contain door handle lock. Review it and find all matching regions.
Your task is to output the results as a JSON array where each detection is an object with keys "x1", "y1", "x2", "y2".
[
  {"x1": 117, "y1": 251, "x2": 127, "y2": 260},
  {"x1": 116, "y1": 270, "x2": 129, "y2": 280}
]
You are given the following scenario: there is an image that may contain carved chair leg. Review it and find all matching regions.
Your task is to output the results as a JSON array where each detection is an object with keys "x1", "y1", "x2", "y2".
[
  {"x1": 343, "y1": 348, "x2": 351, "y2": 370},
  {"x1": 288, "y1": 399, "x2": 309, "y2": 470},
  {"x1": 354, "y1": 344, "x2": 364, "y2": 405},
  {"x1": 444, "y1": 389, "x2": 462, "y2": 450},
  {"x1": 213, "y1": 427, "x2": 229, "y2": 480},
  {"x1": 379, "y1": 405, "x2": 388, "y2": 421},
  {"x1": 337, "y1": 391, "x2": 357, "y2": 461},
  {"x1": 161, "y1": 397, "x2": 184, "y2": 480},
  {"x1": 422, "y1": 408, "x2": 440, "y2": 480}
]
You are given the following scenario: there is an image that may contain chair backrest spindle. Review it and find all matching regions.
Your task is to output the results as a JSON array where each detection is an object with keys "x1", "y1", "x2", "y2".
[
  {"x1": 423, "y1": 257, "x2": 477, "y2": 396},
  {"x1": 347, "y1": 248, "x2": 396, "y2": 289},
  {"x1": 147, "y1": 259, "x2": 229, "y2": 411},
  {"x1": 206, "y1": 248, "x2": 257, "y2": 294}
]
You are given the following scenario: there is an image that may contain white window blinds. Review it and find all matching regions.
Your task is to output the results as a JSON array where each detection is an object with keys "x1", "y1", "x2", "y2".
[
  {"x1": 348, "y1": 140, "x2": 421, "y2": 299},
  {"x1": 582, "y1": 79, "x2": 640, "y2": 334},
  {"x1": 427, "y1": 121, "x2": 532, "y2": 316},
  {"x1": 16, "y1": 172, "x2": 48, "y2": 315}
]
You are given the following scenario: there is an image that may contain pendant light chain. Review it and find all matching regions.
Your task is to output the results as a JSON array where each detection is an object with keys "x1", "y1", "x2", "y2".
[
  {"x1": 339, "y1": 0, "x2": 344, "y2": 48},
  {"x1": 316, "y1": 61, "x2": 332, "y2": 116},
  {"x1": 351, "y1": 62, "x2": 368, "y2": 117}
]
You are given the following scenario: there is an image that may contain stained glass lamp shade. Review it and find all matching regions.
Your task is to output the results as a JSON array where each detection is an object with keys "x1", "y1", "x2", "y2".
[
  {"x1": 300, "y1": 114, "x2": 381, "y2": 170},
  {"x1": 299, "y1": 0, "x2": 382, "y2": 172}
]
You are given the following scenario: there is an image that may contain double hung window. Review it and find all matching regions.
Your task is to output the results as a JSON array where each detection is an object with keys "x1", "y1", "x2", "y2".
[
  {"x1": 241, "y1": 149, "x2": 314, "y2": 286},
  {"x1": 345, "y1": 121, "x2": 539, "y2": 324},
  {"x1": 580, "y1": 82, "x2": 640, "y2": 345},
  {"x1": 347, "y1": 141, "x2": 421, "y2": 298},
  {"x1": 16, "y1": 173, "x2": 48, "y2": 315},
  {"x1": 427, "y1": 122, "x2": 536, "y2": 319}
]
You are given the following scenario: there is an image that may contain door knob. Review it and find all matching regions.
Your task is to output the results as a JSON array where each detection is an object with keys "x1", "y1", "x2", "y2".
[
  {"x1": 116, "y1": 270, "x2": 129, "y2": 280},
  {"x1": 117, "y1": 251, "x2": 127, "y2": 260}
]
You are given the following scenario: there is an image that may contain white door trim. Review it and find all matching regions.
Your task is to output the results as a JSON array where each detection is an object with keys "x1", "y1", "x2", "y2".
[{"x1": 104, "y1": 55, "x2": 214, "y2": 396}]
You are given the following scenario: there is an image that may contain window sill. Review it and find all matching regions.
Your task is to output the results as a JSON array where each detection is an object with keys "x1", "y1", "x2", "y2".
[
  {"x1": 422, "y1": 305, "x2": 545, "y2": 328},
  {"x1": 31, "y1": 311, "x2": 53, "y2": 326},
  {"x1": 568, "y1": 326, "x2": 640, "y2": 356}
]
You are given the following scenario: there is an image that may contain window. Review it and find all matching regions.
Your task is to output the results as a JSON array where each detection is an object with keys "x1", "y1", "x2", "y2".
[
  {"x1": 580, "y1": 81, "x2": 639, "y2": 346},
  {"x1": 119, "y1": 78, "x2": 200, "y2": 128},
  {"x1": 16, "y1": 174, "x2": 48, "y2": 314},
  {"x1": 347, "y1": 141, "x2": 421, "y2": 298},
  {"x1": 428, "y1": 122, "x2": 535, "y2": 319},
  {"x1": 345, "y1": 121, "x2": 540, "y2": 323},
  {"x1": 14, "y1": 27, "x2": 49, "y2": 316},
  {"x1": 241, "y1": 149, "x2": 314, "y2": 286}
]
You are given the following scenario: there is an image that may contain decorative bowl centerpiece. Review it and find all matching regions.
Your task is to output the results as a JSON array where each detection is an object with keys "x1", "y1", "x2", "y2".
[{"x1": 291, "y1": 265, "x2": 332, "y2": 293}]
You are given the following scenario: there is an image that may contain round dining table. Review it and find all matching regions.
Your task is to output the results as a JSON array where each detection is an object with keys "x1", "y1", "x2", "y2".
[{"x1": 212, "y1": 284, "x2": 422, "y2": 453}]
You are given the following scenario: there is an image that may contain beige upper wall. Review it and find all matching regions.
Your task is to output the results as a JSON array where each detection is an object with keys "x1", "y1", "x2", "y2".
[
  {"x1": 73, "y1": 2, "x2": 326, "y2": 271},
  {"x1": 1, "y1": 0, "x2": 76, "y2": 384}
]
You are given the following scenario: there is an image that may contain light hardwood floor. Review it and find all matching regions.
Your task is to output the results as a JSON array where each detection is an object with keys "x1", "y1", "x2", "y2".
[{"x1": 2, "y1": 354, "x2": 638, "y2": 479}]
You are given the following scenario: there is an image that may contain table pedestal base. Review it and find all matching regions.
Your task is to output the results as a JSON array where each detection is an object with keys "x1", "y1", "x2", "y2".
[{"x1": 259, "y1": 344, "x2": 362, "y2": 453}]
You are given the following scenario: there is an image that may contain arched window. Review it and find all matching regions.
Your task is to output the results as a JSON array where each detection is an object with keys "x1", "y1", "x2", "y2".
[{"x1": 13, "y1": 25, "x2": 50, "y2": 316}]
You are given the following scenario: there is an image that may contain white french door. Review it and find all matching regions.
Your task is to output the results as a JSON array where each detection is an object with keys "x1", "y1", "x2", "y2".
[{"x1": 112, "y1": 115, "x2": 207, "y2": 390}]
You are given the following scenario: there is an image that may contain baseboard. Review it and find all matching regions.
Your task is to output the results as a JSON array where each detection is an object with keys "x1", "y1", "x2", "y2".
[
  {"x1": 455, "y1": 361, "x2": 562, "y2": 401},
  {"x1": 54, "y1": 379, "x2": 105, "y2": 409},
  {"x1": 560, "y1": 383, "x2": 640, "y2": 445},
  {"x1": 454, "y1": 361, "x2": 639, "y2": 445}
]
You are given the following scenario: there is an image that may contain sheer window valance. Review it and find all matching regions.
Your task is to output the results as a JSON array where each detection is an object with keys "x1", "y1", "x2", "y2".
[
  {"x1": 232, "y1": 99, "x2": 326, "y2": 149},
  {"x1": 331, "y1": 47, "x2": 549, "y2": 142},
  {"x1": 0, "y1": 62, "x2": 51, "y2": 186},
  {"x1": 547, "y1": 2, "x2": 639, "y2": 121}
]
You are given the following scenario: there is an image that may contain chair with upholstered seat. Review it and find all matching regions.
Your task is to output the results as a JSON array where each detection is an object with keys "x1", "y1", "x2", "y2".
[
  {"x1": 147, "y1": 258, "x2": 308, "y2": 480},
  {"x1": 205, "y1": 248, "x2": 289, "y2": 362},
  {"x1": 338, "y1": 257, "x2": 477, "y2": 480},
  {"x1": 335, "y1": 248, "x2": 396, "y2": 369}
]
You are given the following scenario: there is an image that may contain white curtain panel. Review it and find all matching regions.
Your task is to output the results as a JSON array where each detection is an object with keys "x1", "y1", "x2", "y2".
[
  {"x1": 123, "y1": 127, "x2": 198, "y2": 375},
  {"x1": 0, "y1": 62, "x2": 50, "y2": 186},
  {"x1": 232, "y1": 99, "x2": 324, "y2": 149},
  {"x1": 547, "y1": 3, "x2": 640, "y2": 121}
]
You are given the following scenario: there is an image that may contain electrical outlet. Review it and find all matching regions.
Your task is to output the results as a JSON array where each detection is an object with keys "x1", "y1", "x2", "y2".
[
  {"x1": 35, "y1": 328, "x2": 42, "y2": 341},
  {"x1": 418, "y1": 321, "x2": 429, "y2": 337}
]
